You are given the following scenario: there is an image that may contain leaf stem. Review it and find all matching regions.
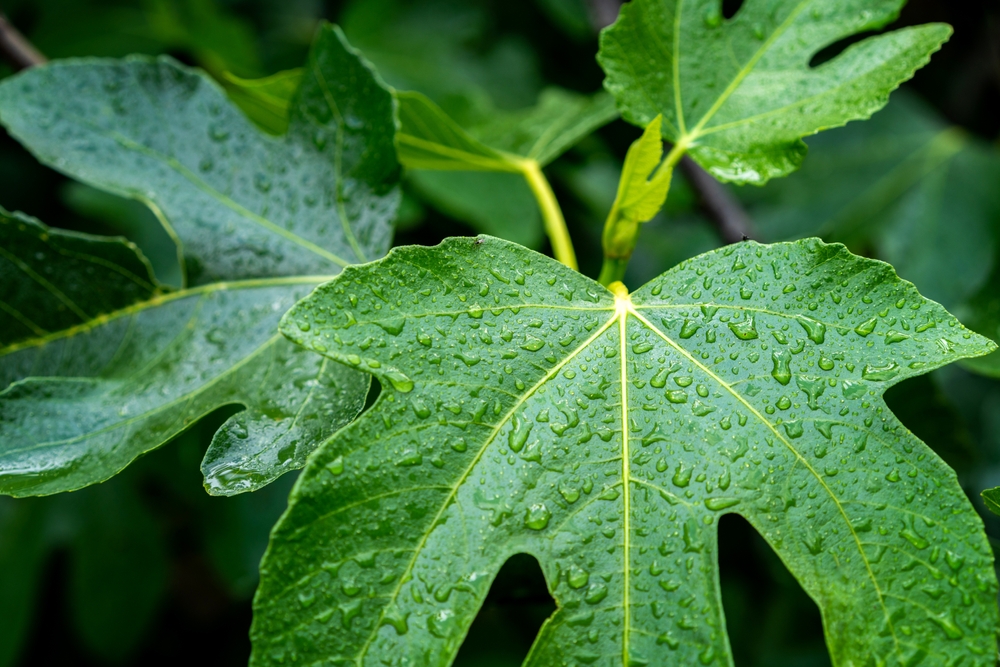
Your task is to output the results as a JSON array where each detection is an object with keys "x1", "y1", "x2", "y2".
[
  {"x1": 598, "y1": 142, "x2": 686, "y2": 286},
  {"x1": 519, "y1": 159, "x2": 578, "y2": 271}
]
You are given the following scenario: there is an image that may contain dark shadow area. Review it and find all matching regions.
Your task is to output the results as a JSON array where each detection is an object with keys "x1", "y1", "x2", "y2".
[
  {"x1": 13, "y1": 405, "x2": 276, "y2": 667},
  {"x1": 717, "y1": 514, "x2": 831, "y2": 667},
  {"x1": 453, "y1": 553, "x2": 556, "y2": 667},
  {"x1": 809, "y1": 32, "x2": 879, "y2": 68},
  {"x1": 884, "y1": 373, "x2": 977, "y2": 474},
  {"x1": 722, "y1": 0, "x2": 745, "y2": 21}
]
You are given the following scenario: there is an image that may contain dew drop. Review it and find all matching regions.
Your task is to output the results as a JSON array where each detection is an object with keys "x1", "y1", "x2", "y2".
[
  {"x1": 567, "y1": 565, "x2": 590, "y2": 589},
  {"x1": 705, "y1": 497, "x2": 740, "y2": 511},
  {"x1": 584, "y1": 583, "x2": 608, "y2": 604},
  {"x1": 385, "y1": 369, "x2": 414, "y2": 393},
  {"x1": 728, "y1": 316, "x2": 759, "y2": 340},
  {"x1": 854, "y1": 318, "x2": 877, "y2": 337},
  {"x1": 862, "y1": 362, "x2": 899, "y2": 382},
  {"x1": 771, "y1": 349, "x2": 792, "y2": 386},
  {"x1": 797, "y1": 316, "x2": 826, "y2": 344},
  {"x1": 524, "y1": 503, "x2": 551, "y2": 530}
]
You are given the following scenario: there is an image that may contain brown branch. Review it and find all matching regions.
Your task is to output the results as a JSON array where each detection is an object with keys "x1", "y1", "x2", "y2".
[
  {"x1": 678, "y1": 155, "x2": 756, "y2": 243},
  {"x1": 587, "y1": 0, "x2": 756, "y2": 244},
  {"x1": 586, "y1": 0, "x2": 623, "y2": 30},
  {"x1": 0, "y1": 13, "x2": 46, "y2": 71}
]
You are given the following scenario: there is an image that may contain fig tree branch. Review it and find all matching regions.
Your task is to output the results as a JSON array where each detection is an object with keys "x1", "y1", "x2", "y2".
[{"x1": 0, "y1": 13, "x2": 46, "y2": 71}]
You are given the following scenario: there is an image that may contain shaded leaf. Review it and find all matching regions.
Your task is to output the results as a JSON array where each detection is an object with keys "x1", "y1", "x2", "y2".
[
  {"x1": 396, "y1": 88, "x2": 617, "y2": 172},
  {"x1": 0, "y1": 207, "x2": 159, "y2": 348},
  {"x1": 252, "y1": 236, "x2": 997, "y2": 666},
  {"x1": 396, "y1": 88, "x2": 616, "y2": 247},
  {"x1": 408, "y1": 171, "x2": 545, "y2": 249},
  {"x1": 0, "y1": 278, "x2": 368, "y2": 497},
  {"x1": 0, "y1": 25, "x2": 398, "y2": 285},
  {"x1": 981, "y1": 488, "x2": 1000, "y2": 517},
  {"x1": 467, "y1": 88, "x2": 618, "y2": 167},
  {"x1": 598, "y1": 0, "x2": 951, "y2": 183},
  {"x1": 223, "y1": 68, "x2": 304, "y2": 136},
  {"x1": 396, "y1": 91, "x2": 517, "y2": 172},
  {"x1": 744, "y1": 94, "x2": 1000, "y2": 310}
]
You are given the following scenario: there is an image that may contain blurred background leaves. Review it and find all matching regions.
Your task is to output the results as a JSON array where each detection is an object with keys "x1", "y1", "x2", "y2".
[{"x1": 0, "y1": 0, "x2": 998, "y2": 665}]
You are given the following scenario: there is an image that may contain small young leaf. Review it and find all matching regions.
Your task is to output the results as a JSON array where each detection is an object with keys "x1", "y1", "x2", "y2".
[
  {"x1": 981, "y1": 488, "x2": 1000, "y2": 517},
  {"x1": 222, "y1": 68, "x2": 304, "y2": 135},
  {"x1": 0, "y1": 25, "x2": 398, "y2": 284},
  {"x1": 252, "y1": 236, "x2": 997, "y2": 667},
  {"x1": 0, "y1": 208, "x2": 159, "y2": 347},
  {"x1": 611, "y1": 115, "x2": 673, "y2": 225},
  {"x1": 0, "y1": 279, "x2": 368, "y2": 497},
  {"x1": 598, "y1": 0, "x2": 952, "y2": 184}
]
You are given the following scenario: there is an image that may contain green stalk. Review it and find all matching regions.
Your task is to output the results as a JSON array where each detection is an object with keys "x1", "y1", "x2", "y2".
[
  {"x1": 598, "y1": 142, "x2": 686, "y2": 286},
  {"x1": 519, "y1": 159, "x2": 578, "y2": 271}
]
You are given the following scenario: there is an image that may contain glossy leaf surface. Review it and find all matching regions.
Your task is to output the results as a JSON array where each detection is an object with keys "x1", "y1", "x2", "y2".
[
  {"x1": 253, "y1": 236, "x2": 997, "y2": 666},
  {"x1": 0, "y1": 208, "x2": 159, "y2": 347},
  {"x1": 0, "y1": 25, "x2": 398, "y2": 285},
  {"x1": 981, "y1": 488, "x2": 1000, "y2": 517},
  {"x1": 598, "y1": 0, "x2": 952, "y2": 184},
  {"x1": 0, "y1": 278, "x2": 367, "y2": 497},
  {"x1": 610, "y1": 115, "x2": 673, "y2": 225}
]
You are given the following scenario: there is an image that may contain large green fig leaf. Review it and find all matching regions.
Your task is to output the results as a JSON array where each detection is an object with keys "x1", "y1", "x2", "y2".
[
  {"x1": 0, "y1": 25, "x2": 398, "y2": 285},
  {"x1": 598, "y1": 0, "x2": 952, "y2": 184},
  {"x1": 252, "y1": 237, "x2": 997, "y2": 666},
  {"x1": 0, "y1": 208, "x2": 159, "y2": 348},
  {"x1": 0, "y1": 277, "x2": 367, "y2": 497}
]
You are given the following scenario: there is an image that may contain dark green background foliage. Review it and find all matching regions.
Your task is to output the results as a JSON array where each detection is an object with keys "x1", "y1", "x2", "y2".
[{"x1": 0, "y1": 0, "x2": 998, "y2": 666}]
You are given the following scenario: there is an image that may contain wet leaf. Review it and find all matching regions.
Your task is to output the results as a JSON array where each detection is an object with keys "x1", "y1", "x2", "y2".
[
  {"x1": 0, "y1": 24, "x2": 396, "y2": 497},
  {"x1": 0, "y1": 279, "x2": 368, "y2": 498},
  {"x1": 253, "y1": 236, "x2": 998, "y2": 666},
  {"x1": 0, "y1": 25, "x2": 398, "y2": 285},
  {"x1": 0, "y1": 208, "x2": 159, "y2": 348},
  {"x1": 598, "y1": 0, "x2": 952, "y2": 184}
]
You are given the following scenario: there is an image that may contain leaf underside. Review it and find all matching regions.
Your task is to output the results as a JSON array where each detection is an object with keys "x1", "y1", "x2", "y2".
[
  {"x1": 0, "y1": 25, "x2": 399, "y2": 285},
  {"x1": 0, "y1": 279, "x2": 368, "y2": 497},
  {"x1": 0, "y1": 208, "x2": 159, "y2": 348},
  {"x1": 0, "y1": 25, "x2": 396, "y2": 497},
  {"x1": 252, "y1": 237, "x2": 997, "y2": 667},
  {"x1": 598, "y1": 0, "x2": 952, "y2": 184}
]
